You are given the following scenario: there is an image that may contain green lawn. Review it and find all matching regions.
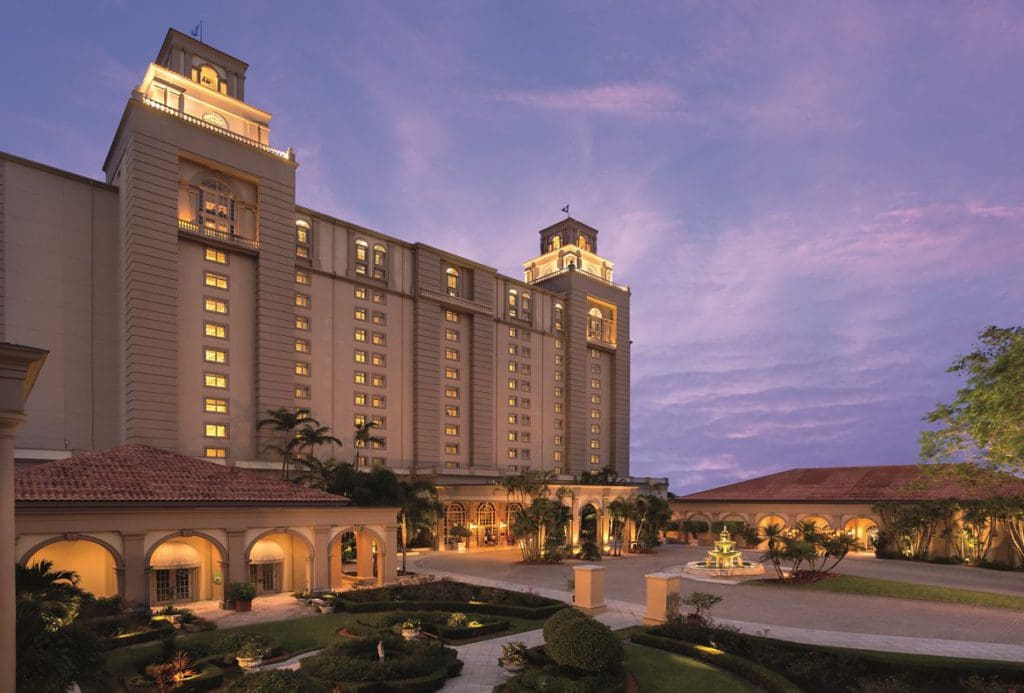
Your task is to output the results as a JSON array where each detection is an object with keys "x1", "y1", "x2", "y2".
[
  {"x1": 623, "y1": 643, "x2": 755, "y2": 693},
  {"x1": 755, "y1": 574, "x2": 1024, "y2": 611}
]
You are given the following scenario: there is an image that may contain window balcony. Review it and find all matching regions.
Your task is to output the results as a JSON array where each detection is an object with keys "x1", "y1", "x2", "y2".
[
  {"x1": 142, "y1": 96, "x2": 292, "y2": 160},
  {"x1": 178, "y1": 218, "x2": 259, "y2": 251}
]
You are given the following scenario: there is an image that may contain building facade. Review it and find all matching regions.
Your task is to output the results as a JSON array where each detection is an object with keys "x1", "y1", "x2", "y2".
[{"x1": 0, "y1": 29, "x2": 634, "y2": 485}]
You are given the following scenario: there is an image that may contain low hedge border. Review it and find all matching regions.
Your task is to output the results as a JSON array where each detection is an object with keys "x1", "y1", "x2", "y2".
[
  {"x1": 337, "y1": 598, "x2": 564, "y2": 620},
  {"x1": 110, "y1": 619, "x2": 176, "y2": 648},
  {"x1": 436, "y1": 619, "x2": 509, "y2": 640},
  {"x1": 125, "y1": 662, "x2": 224, "y2": 692},
  {"x1": 629, "y1": 633, "x2": 800, "y2": 693}
]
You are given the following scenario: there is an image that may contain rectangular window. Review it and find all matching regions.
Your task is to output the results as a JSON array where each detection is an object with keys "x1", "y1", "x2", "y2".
[
  {"x1": 295, "y1": 339, "x2": 310, "y2": 353},
  {"x1": 354, "y1": 392, "x2": 367, "y2": 406},
  {"x1": 554, "y1": 371, "x2": 563, "y2": 382},
  {"x1": 591, "y1": 364, "x2": 601, "y2": 374},
  {"x1": 445, "y1": 310, "x2": 459, "y2": 323},
  {"x1": 205, "y1": 447, "x2": 227, "y2": 459},
  {"x1": 205, "y1": 423, "x2": 228, "y2": 438},
  {"x1": 372, "y1": 312, "x2": 386, "y2": 326},
  {"x1": 508, "y1": 361, "x2": 518, "y2": 373},
  {"x1": 371, "y1": 395, "x2": 385, "y2": 408},
  {"x1": 295, "y1": 315, "x2": 310, "y2": 330},
  {"x1": 445, "y1": 329, "x2": 459, "y2": 342},
  {"x1": 372, "y1": 456, "x2": 386, "y2": 465},
  {"x1": 295, "y1": 362, "x2": 310, "y2": 376},
  {"x1": 356, "y1": 455, "x2": 368, "y2": 466},
  {"x1": 508, "y1": 396, "x2": 517, "y2": 407},
  {"x1": 554, "y1": 387, "x2": 563, "y2": 398},
  {"x1": 508, "y1": 413, "x2": 517, "y2": 425},
  {"x1": 521, "y1": 381, "x2": 531, "y2": 393},
  {"x1": 445, "y1": 386, "x2": 459, "y2": 399},
  {"x1": 590, "y1": 455, "x2": 600, "y2": 465},
  {"x1": 204, "y1": 373, "x2": 227, "y2": 389},
  {"x1": 508, "y1": 379, "x2": 518, "y2": 390},
  {"x1": 354, "y1": 329, "x2": 367, "y2": 342},
  {"x1": 445, "y1": 443, "x2": 459, "y2": 455},
  {"x1": 204, "y1": 397, "x2": 228, "y2": 414},
  {"x1": 204, "y1": 297, "x2": 227, "y2": 314},
  {"x1": 371, "y1": 438, "x2": 385, "y2": 449},
  {"x1": 555, "y1": 338, "x2": 564, "y2": 350},
  {"x1": 591, "y1": 394, "x2": 601, "y2": 404},
  {"x1": 507, "y1": 448, "x2": 519, "y2": 459},
  {"x1": 295, "y1": 385, "x2": 310, "y2": 399},
  {"x1": 445, "y1": 348, "x2": 459, "y2": 361},
  {"x1": 554, "y1": 403, "x2": 563, "y2": 414},
  {"x1": 521, "y1": 397, "x2": 531, "y2": 408},
  {"x1": 445, "y1": 461, "x2": 460, "y2": 469},
  {"x1": 372, "y1": 352, "x2": 386, "y2": 367},
  {"x1": 445, "y1": 424, "x2": 459, "y2": 436},
  {"x1": 554, "y1": 451, "x2": 563, "y2": 462},
  {"x1": 591, "y1": 424, "x2": 601, "y2": 434},
  {"x1": 354, "y1": 371, "x2": 367, "y2": 384},
  {"x1": 372, "y1": 291, "x2": 386, "y2": 304},
  {"x1": 508, "y1": 431, "x2": 518, "y2": 441},
  {"x1": 521, "y1": 448, "x2": 531, "y2": 460},
  {"x1": 354, "y1": 308, "x2": 367, "y2": 321},
  {"x1": 591, "y1": 348, "x2": 601, "y2": 358},
  {"x1": 521, "y1": 364, "x2": 531, "y2": 376},
  {"x1": 522, "y1": 347, "x2": 531, "y2": 357},
  {"x1": 554, "y1": 435, "x2": 563, "y2": 446},
  {"x1": 445, "y1": 368, "x2": 459, "y2": 380},
  {"x1": 205, "y1": 247, "x2": 228, "y2": 264},
  {"x1": 204, "y1": 271, "x2": 228, "y2": 289},
  {"x1": 371, "y1": 332, "x2": 386, "y2": 346},
  {"x1": 522, "y1": 414, "x2": 531, "y2": 425},
  {"x1": 296, "y1": 269, "x2": 310, "y2": 285},
  {"x1": 507, "y1": 344, "x2": 518, "y2": 357},
  {"x1": 296, "y1": 293, "x2": 310, "y2": 308},
  {"x1": 590, "y1": 439, "x2": 600, "y2": 449},
  {"x1": 354, "y1": 286, "x2": 367, "y2": 300},
  {"x1": 355, "y1": 350, "x2": 367, "y2": 363},
  {"x1": 204, "y1": 348, "x2": 227, "y2": 364},
  {"x1": 591, "y1": 378, "x2": 601, "y2": 389},
  {"x1": 204, "y1": 322, "x2": 227, "y2": 339},
  {"x1": 509, "y1": 327, "x2": 518, "y2": 338},
  {"x1": 554, "y1": 354, "x2": 563, "y2": 365},
  {"x1": 445, "y1": 405, "x2": 459, "y2": 417},
  {"x1": 354, "y1": 413, "x2": 366, "y2": 427},
  {"x1": 372, "y1": 374, "x2": 385, "y2": 387},
  {"x1": 555, "y1": 419, "x2": 563, "y2": 429},
  {"x1": 591, "y1": 409, "x2": 601, "y2": 419}
]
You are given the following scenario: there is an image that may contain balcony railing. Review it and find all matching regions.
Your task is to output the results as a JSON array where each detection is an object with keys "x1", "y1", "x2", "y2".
[
  {"x1": 142, "y1": 96, "x2": 292, "y2": 160},
  {"x1": 178, "y1": 218, "x2": 260, "y2": 250},
  {"x1": 529, "y1": 264, "x2": 628, "y2": 291}
]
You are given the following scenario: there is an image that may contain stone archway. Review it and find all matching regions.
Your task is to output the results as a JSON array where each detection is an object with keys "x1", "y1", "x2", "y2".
[
  {"x1": 244, "y1": 530, "x2": 313, "y2": 594},
  {"x1": 579, "y1": 503, "x2": 599, "y2": 543},
  {"x1": 21, "y1": 535, "x2": 124, "y2": 599},
  {"x1": 843, "y1": 517, "x2": 879, "y2": 550},
  {"x1": 799, "y1": 515, "x2": 832, "y2": 532},
  {"x1": 329, "y1": 526, "x2": 389, "y2": 588},
  {"x1": 685, "y1": 513, "x2": 714, "y2": 545},
  {"x1": 145, "y1": 532, "x2": 226, "y2": 605}
]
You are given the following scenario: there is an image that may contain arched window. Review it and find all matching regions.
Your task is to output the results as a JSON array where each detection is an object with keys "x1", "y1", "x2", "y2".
[
  {"x1": 587, "y1": 306, "x2": 603, "y2": 338},
  {"x1": 295, "y1": 220, "x2": 311, "y2": 260},
  {"x1": 196, "y1": 177, "x2": 236, "y2": 236},
  {"x1": 201, "y1": 112, "x2": 228, "y2": 129},
  {"x1": 445, "y1": 503, "x2": 466, "y2": 543},
  {"x1": 578, "y1": 234, "x2": 590, "y2": 251},
  {"x1": 476, "y1": 502, "x2": 497, "y2": 545},
  {"x1": 507, "y1": 288, "x2": 518, "y2": 318},
  {"x1": 445, "y1": 267, "x2": 460, "y2": 297},
  {"x1": 553, "y1": 303, "x2": 564, "y2": 333},
  {"x1": 192, "y1": 64, "x2": 226, "y2": 94},
  {"x1": 521, "y1": 292, "x2": 532, "y2": 321},
  {"x1": 372, "y1": 244, "x2": 387, "y2": 281},
  {"x1": 354, "y1": 239, "x2": 369, "y2": 275}
]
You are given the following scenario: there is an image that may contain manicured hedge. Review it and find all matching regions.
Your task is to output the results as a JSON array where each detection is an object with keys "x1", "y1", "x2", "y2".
[
  {"x1": 298, "y1": 635, "x2": 462, "y2": 693},
  {"x1": 125, "y1": 663, "x2": 224, "y2": 692},
  {"x1": 630, "y1": 633, "x2": 800, "y2": 693},
  {"x1": 340, "y1": 580, "x2": 561, "y2": 608},
  {"x1": 110, "y1": 619, "x2": 176, "y2": 648},
  {"x1": 352, "y1": 611, "x2": 510, "y2": 641},
  {"x1": 226, "y1": 669, "x2": 331, "y2": 693},
  {"x1": 338, "y1": 598, "x2": 564, "y2": 620}
]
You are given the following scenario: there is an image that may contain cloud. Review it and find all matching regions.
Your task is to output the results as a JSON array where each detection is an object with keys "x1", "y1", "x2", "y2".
[{"x1": 496, "y1": 83, "x2": 684, "y2": 118}]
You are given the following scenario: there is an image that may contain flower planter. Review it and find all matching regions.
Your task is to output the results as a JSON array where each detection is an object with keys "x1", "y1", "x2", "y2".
[
  {"x1": 401, "y1": 627, "x2": 421, "y2": 640},
  {"x1": 318, "y1": 604, "x2": 334, "y2": 614},
  {"x1": 457, "y1": 542, "x2": 467, "y2": 553},
  {"x1": 236, "y1": 656, "x2": 262, "y2": 671},
  {"x1": 235, "y1": 599, "x2": 253, "y2": 612},
  {"x1": 500, "y1": 661, "x2": 526, "y2": 673}
]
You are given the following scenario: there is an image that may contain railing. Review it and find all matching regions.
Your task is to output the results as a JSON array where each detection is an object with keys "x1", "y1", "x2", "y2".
[
  {"x1": 530, "y1": 264, "x2": 628, "y2": 291},
  {"x1": 142, "y1": 96, "x2": 292, "y2": 160},
  {"x1": 178, "y1": 218, "x2": 260, "y2": 250}
]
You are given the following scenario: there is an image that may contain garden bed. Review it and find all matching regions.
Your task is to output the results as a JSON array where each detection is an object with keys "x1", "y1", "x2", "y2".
[
  {"x1": 298, "y1": 634, "x2": 462, "y2": 692},
  {"x1": 335, "y1": 579, "x2": 566, "y2": 619},
  {"x1": 347, "y1": 610, "x2": 511, "y2": 641}
]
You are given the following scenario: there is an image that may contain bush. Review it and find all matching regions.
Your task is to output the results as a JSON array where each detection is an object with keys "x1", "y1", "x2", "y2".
[
  {"x1": 227, "y1": 669, "x2": 331, "y2": 693},
  {"x1": 227, "y1": 582, "x2": 257, "y2": 601},
  {"x1": 542, "y1": 607, "x2": 587, "y2": 644},
  {"x1": 109, "y1": 618, "x2": 176, "y2": 648},
  {"x1": 576, "y1": 541, "x2": 601, "y2": 560},
  {"x1": 299, "y1": 635, "x2": 461, "y2": 689},
  {"x1": 502, "y1": 666, "x2": 623, "y2": 692},
  {"x1": 206, "y1": 633, "x2": 272, "y2": 658},
  {"x1": 544, "y1": 614, "x2": 623, "y2": 673}
]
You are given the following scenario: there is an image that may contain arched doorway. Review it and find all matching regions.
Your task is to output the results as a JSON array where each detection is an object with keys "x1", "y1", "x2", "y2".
[
  {"x1": 475, "y1": 502, "x2": 498, "y2": 547},
  {"x1": 505, "y1": 503, "x2": 523, "y2": 545},
  {"x1": 444, "y1": 502, "x2": 467, "y2": 549},
  {"x1": 756, "y1": 514, "x2": 787, "y2": 547},
  {"x1": 22, "y1": 537, "x2": 122, "y2": 599},
  {"x1": 843, "y1": 517, "x2": 878, "y2": 550},
  {"x1": 147, "y1": 534, "x2": 224, "y2": 605},
  {"x1": 799, "y1": 515, "x2": 832, "y2": 532},
  {"x1": 245, "y1": 532, "x2": 312, "y2": 594},
  {"x1": 330, "y1": 527, "x2": 387, "y2": 588},
  {"x1": 686, "y1": 514, "x2": 713, "y2": 545},
  {"x1": 579, "y1": 503, "x2": 599, "y2": 543}
]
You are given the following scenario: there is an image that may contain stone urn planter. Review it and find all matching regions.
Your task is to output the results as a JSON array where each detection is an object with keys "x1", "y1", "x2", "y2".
[
  {"x1": 318, "y1": 602, "x2": 335, "y2": 614},
  {"x1": 236, "y1": 642, "x2": 270, "y2": 671},
  {"x1": 499, "y1": 642, "x2": 528, "y2": 673},
  {"x1": 400, "y1": 621, "x2": 421, "y2": 640},
  {"x1": 236, "y1": 656, "x2": 262, "y2": 671}
]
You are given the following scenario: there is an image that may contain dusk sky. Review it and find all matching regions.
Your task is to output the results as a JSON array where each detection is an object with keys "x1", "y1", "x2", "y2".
[{"x1": 3, "y1": 2, "x2": 1022, "y2": 493}]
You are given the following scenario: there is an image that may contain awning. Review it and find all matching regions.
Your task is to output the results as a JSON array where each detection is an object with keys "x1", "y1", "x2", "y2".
[
  {"x1": 249, "y1": 538, "x2": 286, "y2": 564},
  {"x1": 150, "y1": 541, "x2": 201, "y2": 569}
]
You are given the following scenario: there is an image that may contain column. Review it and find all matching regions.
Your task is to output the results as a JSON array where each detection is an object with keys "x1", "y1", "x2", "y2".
[
  {"x1": 312, "y1": 526, "x2": 331, "y2": 592},
  {"x1": 121, "y1": 534, "x2": 148, "y2": 605},
  {"x1": 225, "y1": 530, "x2": 248, "y2": 590},
  {"x1": 380, "y1": 525, "x2": 399, "y2": 585},
  {"x1": 355, "y1": 528, "x2": 374, "y2": 580},
  {"x1": 573, "y1": 564, "x2": 606, "y2": 614},
  {"x1": 643, "y1": 572, "x2": 681, "y2": 626},
  {"x1": 0, "y1": 344, "x2": 47, "y2": 693},
  {"x1": 569, "y1": 497, "x2": 580, "y2": 547}
]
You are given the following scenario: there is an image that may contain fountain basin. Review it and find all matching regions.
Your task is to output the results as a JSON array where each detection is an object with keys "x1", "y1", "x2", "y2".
[{"x1": 683, "y1": 560, "x2": 765, "y2": 578}]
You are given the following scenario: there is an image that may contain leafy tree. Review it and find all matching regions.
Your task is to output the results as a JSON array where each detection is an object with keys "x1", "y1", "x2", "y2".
[
  {"x1": 874, "y1": 499, "x2": 957, "y2": 559},
  {"x1": 921, "y1": 325, "x2": 1024, "y2": 473},
  {"x1": 577, "y1": 464, "x2": 620, "y2": 485},
  {"x1": 257, "y1": 408, "x2": 320, "y2": 480},
  {"x1": 292, "y1": 456, "x2": 344, "y2": 490}
]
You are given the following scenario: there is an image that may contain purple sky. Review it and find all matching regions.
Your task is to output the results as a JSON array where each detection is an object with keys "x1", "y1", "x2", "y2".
[{"x1": 3, "y1": 2, "x2": 1022, "y2": 494}]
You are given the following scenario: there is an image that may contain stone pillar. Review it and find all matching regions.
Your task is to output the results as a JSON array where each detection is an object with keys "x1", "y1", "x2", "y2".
[
  {"x1": 573, "y1": 564, "x2": 606, "y2": 614},
  {"x1": 226, "y1": 530, "x2": 248, "y2": 588},
  {"x1": 381, "y1": 525, "x2": 399, "y2": 585},
  {"x1": 0, "y1": 343, "x2": 46, "y2": 693},
  {"x1": 643, "y1": 572, "x2": 681, "y2": 626},
  {"x1": 312, "y1": 526, "x2": 331, "y2": 592},
  {"x1": 356, "y1": 528, "x2": 374, "y2": 579},
  {"x1": 570, "y1": 497, "x2": 580, "y2": 547},
  {"x1": 122, "y1": 533, "x2": 148, "y2": 606}
]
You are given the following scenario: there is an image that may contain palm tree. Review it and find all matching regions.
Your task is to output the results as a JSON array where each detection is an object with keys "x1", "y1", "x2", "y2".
[
  {"x1": 758, "y1": 522, "x2": 786, "y2": 580},
  {"x1": 16, "y1": 560, "x2": 83, "y2": 629},
  {"x1": 395, "y1": 477, "x2": 442, "y2": 573},
  {"x1": 257, "y1": 408, "x2": 321, "y2": 480},
  {"x1": 607, "y1": 497, "x2": 630, "y2": 556},
  {"x1": 292, "y1": 456, "x2": 343, "y2": 490},
  {"x1": 353, "y1": 421, "x2": 384, "y2": 466}
]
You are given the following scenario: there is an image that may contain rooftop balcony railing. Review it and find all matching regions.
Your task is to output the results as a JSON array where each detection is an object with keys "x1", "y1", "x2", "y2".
[
  {"x1": 530, "y1": 264, "x2": 628, "y2": 291},
  {"x1": 178, "y1": 218, "x2": 260, "y2": 251}
]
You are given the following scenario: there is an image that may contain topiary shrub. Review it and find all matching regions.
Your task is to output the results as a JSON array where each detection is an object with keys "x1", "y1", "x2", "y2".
[
  {"x1": 542, "y1": 607, "x2": 587, "y2": 644},
  {"x1": 576, "y1": 541, "x2": 601, "y2": 561},
  {"x1": 544, "y1": 614, "x2": 623, "y2": 673},
  {"x1": 226, "y1": 669, "x2": 331, "y2": 692}
]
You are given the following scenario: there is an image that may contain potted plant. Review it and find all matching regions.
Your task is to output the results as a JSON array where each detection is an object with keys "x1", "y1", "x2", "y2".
[
  {"x1": 400, "y1": 619, "x2": 421, "y2": 639},
  {"x1": 451, "y1": 525, "x2": 471, "y2": 552},
  {"x1": 498, "y1": 641, "x2": 528, "y2": 672},
  {"x1": 235, "y1": 640, "x2": 271, "y2": 670},
  {"x1": 318, "y1": 595, "x2": 335, "y2": 614},
  {"x1": 227, "y1": 582, "x2": 257, "y2": 612}
]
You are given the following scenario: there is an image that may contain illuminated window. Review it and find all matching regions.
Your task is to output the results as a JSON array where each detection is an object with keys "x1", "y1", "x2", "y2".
[
  {"x1": 507, "y1": 448, "x2": 518, "y2": 459},
  {"x1": 508, "y1": 379, "x2": 517, "y2": 390},
  {"x1": 554, "y1": 387, "x2": 563, "y2": 398},
  {"x1": 354, "y1": 308, "x2": 367, "y2": 321},
  {"x1": 193, "y1": 176, "x2": 240, "y2": 237},
  {"x1": 354, "y1": 371, "x2": 367, "y2": 384},
  {"x1": 204, "y1": 397, "x2": 228, "y2": 414},
  {"x1": 590, "y1": 348, "x2": 601, "y2": 358},
  {"x1": 204, "y1": 373, "x2": 227, "y2": 389},
  {"x1": 354, "y1": 392, "x2": 367, "y2": 406},
  {"x1": 445, "y1": 443, "x2": 459, "y2": 455},
  {"x1": 554, "y1": 451, "x2": 563, "y2": 462},
  {"x1": 446, "y1": 461, "x2": 460, "y2": 469},
  {"x1": 372, "y1": 374, "x2": 385, "y2": 387},
  {"x1": 354, "y1": 413, "x2": 366, "y2": 426},
  {"x1": 355, "y1": 239, "x2": 369, "y2": 275},
  {"x1": 372, "y1": 291, "x2": 386, "y2": 304},
  {"x1": 205, "y1": 447, "x2": 227, "y2": 459},
  {"x1": 192, "y1": 64, "x2": 224, "y2": 92},
  {"x1": 508, "y1": 414, "x2": 518, "y2": 424},
  {"x1": 295, "y1": 315, "x2": 310, "y2": 330},
  {"x1": 354, "y1": 350, "x2": 367, "y2": 363},
  {"x1": 509, "y1": 327, "x2": 518, "y2": 338},
  {"x1": 295, "y1": 362, "x2": 310, "y2": 376},
  {"x1": 508, "y1": 361, "x2": 518, "y2": 373},
  {"x1": 371, "y1": 438, "x2": 385, "y2": 449},
  {"x1": 205, "y1": 247, "x2": 227, "y2": 264},
  {"x1": 554, "y1": 354, "x2": 563, "y2": 365},
  {"x1": 371, "y1": 395, "x2": 385, "y2": 408},
  {"x1": 591, "y1": 424, "x2": 601, "y2": 434},
  {"x1": 508, "y1": 344, "x2": 518, "y2": 356},
  {"x1": 354, "y1": 286, "x2": 367, "y2": 299},
  {"x1": 591, "y1": 379, "x2": 601, "y2": 389},
  {"x1": 445, "y1": 424, "x2": 459, "y2": 436},
  {"x1": 295, "y1": 385, "x2": 310, "y2": 399},
  {"x1": 445, "y1": 329, "x2": 459, "y2": 342},
  {"x1": 296, "y1": 220, "x2": 311, "y2": 259},
  {"x1": 372, "y1": 244, "x2": 387, "y2": 280},
  {"x1": 295, "y1": 339, "x2": 310, "y2": 353},
  {"x1": 507, "y1": 288, "x2": 518, "y2": 318},
  {"x1": 296, "y1": 293, "x2": 310, "y2": 308},
  {"x1": 296, "y1": 269, "x2": 310, "y2": 285},
  {"x1": 445, "y1": 310, "x2": 459, "y2": 323},
  {"x1": 204, "y1": 271, "x2": 228, "y2": 289},
  {"x1": 371, "y1": 332, "x2": 386, "y2": 346},
  {"x1": 205, "y1": 423, "x2": 228, "y2": 438},
  {"x1": 204, "y1": 348, "x2": 227, "y2": 364},
  {"x1": 372, "y1": 415, "x2": 386, "y2": 429},
  {"x1": 372, "y1": 312, "x2": 386, "y2": 326},
  {"x1": 372, "y1": 457, "x2": 386, "y2": 465},
  {"x1": 445, "y1": 267, "x2": 460, "y2": 297},
  {"x1": 591, "y1": 409, "x2": 601, "y2": 419},
  {"x1": 553, "y1": 303, "x2": 564, "y2": 333},
  {"x1": 508, "y1": 396, "x2": 517, "y2": 407},
  {"x1": 521, "y1": 292, "x2": 532, "y2": 320},
  {"x1": 445, "y1": 348, "x2": 459, "y2": 361},
  {"x1": 445, "y1": 368, "x2": 459, "y2": 380},
  {"x1": 508, "y1": 431, "x2": 518, "y2": 441},
  {"x1": 590, "y1": 455, "x2": 600, "y2": 465},
  {"x1": 356, "y1": 455, "x2": 368, "y2": 466},
  {"x1": 554, "y1": 435, "x2": 563, "y2": 446},
  {"x1": 590, "y1": 439, "x2": 600, "y2": 449},
  {"x1": 204, "y1": 297, "x2": 227, "y2": 314},
  {"x1": 554, "y1": 338, "x2": 564, "y2": 350},
  {"x1": 205, "y1": 322, "x2": 227, "y2": 339},
  {"x1": 445, "y1": 386, "x2": 459, "y2": 399},
  {"x1": 591, "y1": 394, "x2": 601, "y2": 404},
  {"x1": 372, "y1": 352, "x2": 386, "y2": 366},
  {"x1": 445, "y1": 405, "x2": 459, "y2": 417},
  {"x1": 354, "y1": 329, "x2": 367, "y2": 342}
]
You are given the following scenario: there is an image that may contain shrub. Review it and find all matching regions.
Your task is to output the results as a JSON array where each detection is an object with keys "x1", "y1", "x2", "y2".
[
  {"x1": 227, "y1": 669, "x2": 331, "y2": 693},
  {"x1": 109, "y1": 618, "x2": 176, "y2": 648},
  {"x1": 544, "y1": 615, "x2": 623, "y2": 673},
  {"x1": 502, "y1": 664, "x2": 624, "y2": 692},
  {"x1": 576, "y1": 541, "x2": 601, "y2": 560},
  {"x1": 542, "y1": 607, "x2": 587, "y2": 644},
  {"x1": 446, "y1": 612, "x2": 467, "y2": 628},
  {"x1": 207, "y1": 633, "x2": 271, "y2": 657},
  {"x1": 227, "y1": 582, "x2": 257, "y2": 601}
]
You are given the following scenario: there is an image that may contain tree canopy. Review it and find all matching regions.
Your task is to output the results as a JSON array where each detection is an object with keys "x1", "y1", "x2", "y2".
[{"x1": 921, "y1": 325, "x2": 1024, "y2": 474}]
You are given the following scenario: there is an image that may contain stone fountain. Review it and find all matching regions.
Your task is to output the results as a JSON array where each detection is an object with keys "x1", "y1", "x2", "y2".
[{"x1": 683, "y1": 528, "x2": 764, "y2": 578}]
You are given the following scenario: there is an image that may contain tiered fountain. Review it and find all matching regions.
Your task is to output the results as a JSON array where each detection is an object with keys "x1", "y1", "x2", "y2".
[{"x1": 683, "y1": 528, "x2": 764, "y2": 578}]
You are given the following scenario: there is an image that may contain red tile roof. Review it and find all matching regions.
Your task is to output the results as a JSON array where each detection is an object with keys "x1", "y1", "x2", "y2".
[
  {"x1": 677, "y1": 464, "x2": 1024, "y2": 503},
  {"x1": 15, "y1": 445, "x2": 349, "y2": 505}
]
